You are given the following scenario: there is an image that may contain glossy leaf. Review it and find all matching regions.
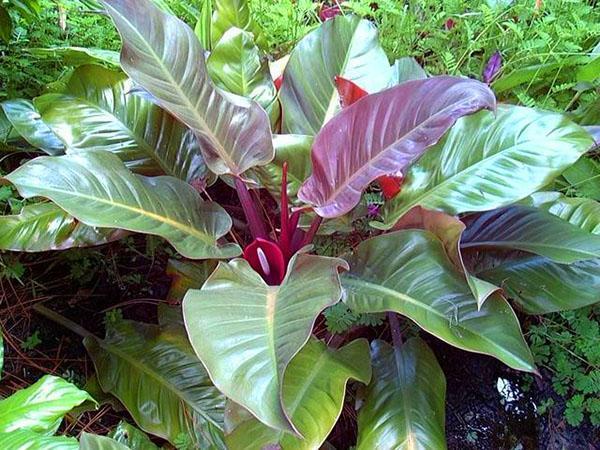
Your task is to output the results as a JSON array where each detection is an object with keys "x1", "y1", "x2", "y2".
[
  {"x1": 27, "y1": 46, "x2": 120, "y2": 67},
  {"x1": 84, "y1": 320, "x2": 226, "y2": 448},
  {"x1": 0, "y1": 99, "x2": 64, "y2": 155},
  {"x1": 524, "y1": 192, "x2": 600, "y2": 234},
  {"x1": 80, "y1": 433, "x2": 131, "y2": 450},
  {"x1": 210, "y1": 0, "x2": 267, "y2": 50},
  {"x1": 5, "y1": 151, "x2": 240, "y2": 259},
  {"x1": 390, "y1": 57, "x2": 427, "y2": 85},
  {"x1": 0, "y1": 375, "x2": 91, "y2": 434},
  {"x1": 461, "y1": 205, "x2": 600, "y2": 264},
  {"x1": 356, "y1": 339, "x2": 446, "y2": 450},
  {"x1": 36, "y1": 65, "x2": 210, "y2": 182},
  {"x1": 475, "y1": 254, "x2": 600, "y2": 314},
  {"x1": 0, "y1": 430, "x2": 79, "y2": 450},
  {"x1": 394, "y1": 207, "x2": 498, "y2": 308},
  {"x1": 102, "y1": 0, "x2": 273, "y2": 176},
  {"x1": 280, "y1": 15, "x2": 392, "y2": 135},
  {"x1": 0, "y1": 202, "x2": 126, "y2": 252},
  {"x1": 207, "y1": 27, "x2": 276, "y2": 109},
  {"x1": 183, "y1": 253, "x2": 347, "y2": 433},
  {"x1": 379, "y1": 105, "x2": 594, "y2": 229},
  {"x1": 225, "y1": 338, "x2": 371, "y2": 450},
  {"x1": 194, "y1": 0, "x2": 212, "y2": 50},
  {"x1": 472, "y1": 192, "x2": 600, "y2": 314},
  {"x1": 254, "y1": 134, "x2": 313, "y2": 203},
  {"x1": 299, "y1": 76, "x2": 496, "y2": 218},
  {"x1": 109, "y1": 421, "x2": 159, "y2": 450},
  {"x1": 343, "y1": 230, "x2": 535, "y2": 372}
]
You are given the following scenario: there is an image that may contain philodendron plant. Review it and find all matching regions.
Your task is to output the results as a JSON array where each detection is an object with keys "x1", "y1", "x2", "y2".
[{"x1": 1, "y1": 0, "x2": 599, "y2": 448}]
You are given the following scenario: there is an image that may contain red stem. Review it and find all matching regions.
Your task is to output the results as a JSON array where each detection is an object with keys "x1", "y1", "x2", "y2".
[
  {"x1": 302, "y1": 215, "x2": 322, "y2": 247},
  {"x1": 234, "y1": 176, "x2": 268, "y2": 240},
  {"x1": 279, "y1": 162, "x2": 290, "y2": 258}
]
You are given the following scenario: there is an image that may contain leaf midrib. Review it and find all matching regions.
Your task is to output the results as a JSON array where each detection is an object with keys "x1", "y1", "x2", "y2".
[
  {"x1": 342, "y1": 277, "x2": 531, "y2": 370},
  {"x1": 11, "y1": 181, "x2": 215, "y2": 245},
  {"x1": 108, "y1": 4, "x2": 237, "y2": 172},
  {"x1": 95, "y1": 337, "x2": 222, "y2": 429}
]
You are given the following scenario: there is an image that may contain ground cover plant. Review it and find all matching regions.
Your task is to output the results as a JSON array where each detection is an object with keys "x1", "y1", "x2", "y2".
[{"x1": 1, "y1": 0, "x2": 600, "y2": 448}]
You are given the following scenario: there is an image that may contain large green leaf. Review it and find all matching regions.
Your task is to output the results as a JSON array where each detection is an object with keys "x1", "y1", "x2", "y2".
[
  {"x1": 5, "y1": 151, "x2": 240, "y2": 259},
  {"x1": 343, "y1": 230, "x2": 535, "y2": 372},
  {"x1": 0, "y1": 375, "x2": 91, "y2": 434},
  {"x1": 109, "y1": 421, "x2": 159, "y2": 450},
  {"x1": 80, "y1": 433, "x2": 131, "y2": 450},
  {"x1": 393, "y1": 207, "x2": 499, "y2": 308},
  {"x1": 102, "y1": 0, "x2": 273, "y2": 176},
  {"x1": 524, "y1": 192, "x2": 600, "y2": 234},
  {"x1": 356, "y1": 339, "x2": 446, "y2": 450},
  {"x1": 27, "y1": 47, "x2": 120, "y2": 67},
  {"x1": 210, "y1": 0, "x2": 267, "y2": 50},
  {"x1": 471, "y1": 192, "x2": 600, "y2": 314},
  {"x1": 390, "y1": 57, "x2": 427, "y2": 85},
  {"x1": 224, "y1": 338, "x2": 371, "y2": 450},
  {"x1": 0, "y1": 430, "x2": 79, "y2": 450},
  {"x1": 183, "y1": 253, "x2": 347, "y2": 433},
  {"x1": 475, "y1": 254, "x2": 600, "y2": 314},
  {"x1": 0, "y1": 202, "x2": 125, "y2": 252},
  {"x1": 0, "y1": 99, "x2": 64, "y2": 155},
  {"x1": 207, "y1": 27, "x2": 276, "y2": 110},
  {"x1": 378, "y1": 105, "x2": 595, "y2": 229},
  {"x1": 253, "y1": 134, "x2": 313, "y2": 203},
  {"x1": 36, "y1": 65, "x2": 210, "y2": 182},
  {"x1": 461, "y1": 205, "x2": 600, "y2": 264},
  {"x1": 84, "y1": 320, "x2": 226, "y2": 448},
  {"x1": 280, "y1": 15, "x2": 392, "y2": 135}
]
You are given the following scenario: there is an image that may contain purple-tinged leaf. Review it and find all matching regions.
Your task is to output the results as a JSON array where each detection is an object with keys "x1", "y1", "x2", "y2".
[
  {"x1": 101, "y1": 0, "x2": 273, "y2": 176},
  {"x1": 298, "y1": 76, "x2": 496, "y2": 218},
  {"x1": 483, "y1": 51, "x2": 502, "y2": 84}
]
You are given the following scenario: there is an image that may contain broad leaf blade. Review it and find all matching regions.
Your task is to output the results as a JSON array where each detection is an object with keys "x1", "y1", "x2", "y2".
[
  {"x1": 0, "y1": 375, "x2": 91, "y2": 434},
  {"x1": 0, "y1": 430, "x2": 79, "y2": 450},
  {"x1": 84, "y1": 320, "x2": 225, "y2": 448},
  {"x1": 299, "y1": 76, "x2": 496, "y2": 218},
  {"x1": 27, "y1": 47, "x2": 120, "y2": 67},
  {"x1": 210, "y1": 0, "x2": 267, "y2": 50},
  {"x1": 0, "y1": 202, "x2": 126, "y2": 252},
  {"x1": 80, "y1": 433, "x2": 131, "y2": 450},
  {"x1": 462, "y1": 205, "x2": 600, "y2": 264},
  {"x1": 379, "y1": 105, "x2": 594, "y2": 228},
  {"x1": 225, "y1": 338, "x2": 371, "y2": 450},
  {"x1": 102, "y1": 0, "x2": 273, "y2": 176},
  {"x1": 280, "y1": 15, "x2": 392, "y2": 135},
  {"x1": 207, "y1": 28, "x2": 276, "y2": 109},
  {"x1": 5, "y1": 151, "x2": 240, "y2": 259},
  {"x1": 36, "y1": 65, "x2": 210, "y2": 182},
  {"x1": 343, "y1": 230, "x2": 535, "y2": 372},
  {"x1": 475, "y1": 254, "x2": 600, "y2": 315},
  {"x1": 390, "y1": 57, "x2": 427, "y2": 85},
  {"x1": 394, "y1": 207, "x2": 499, "y2": 308},
  {"x1": 109, "y1": 421, "x2": 159, "y2": 450},
  {"x1": 524, "y1": 192, "x2": 600, "y2": 234},
  {"x1": 183, "y1": 254, "x2": 347, "y2": 433},
  {"x1": 356, "y1": 339, "x2": 446, "y2": 450},
  {"x1": 0, "y1": 99, "x2": 64, "y2": 155}
]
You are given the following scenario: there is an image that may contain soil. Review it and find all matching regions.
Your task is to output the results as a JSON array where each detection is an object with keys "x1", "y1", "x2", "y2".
[{"x1": 1, "y1": 235, "x2": 599, "y2": 449}]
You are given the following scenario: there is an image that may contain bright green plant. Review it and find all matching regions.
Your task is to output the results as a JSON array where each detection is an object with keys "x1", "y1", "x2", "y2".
[{"x1": 0, "y1": 0, "x2": 599, "y2": 448}]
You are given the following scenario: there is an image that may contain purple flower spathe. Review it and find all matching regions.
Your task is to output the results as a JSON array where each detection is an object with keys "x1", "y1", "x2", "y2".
[{"x1": 483, "y1": 51, "x2": 502, "y2": 84}]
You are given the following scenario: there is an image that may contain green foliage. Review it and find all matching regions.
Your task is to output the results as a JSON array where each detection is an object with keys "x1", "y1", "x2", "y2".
[
  {"x1": 0, "y1": 0, "x2": 120, "y2": 99},
  {"x1": 21, "y1": 329, "x2": 42, "y2": 350},
  {"x1": 528, "y1": 307, "x2": 600, "y2": 426}
]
